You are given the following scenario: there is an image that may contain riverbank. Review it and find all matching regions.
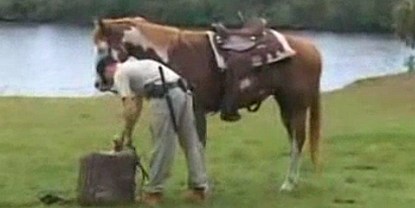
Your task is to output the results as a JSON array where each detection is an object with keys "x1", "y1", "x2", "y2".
[{"x1": 0, "y1": 73, "x2": 414, "y2": 207}]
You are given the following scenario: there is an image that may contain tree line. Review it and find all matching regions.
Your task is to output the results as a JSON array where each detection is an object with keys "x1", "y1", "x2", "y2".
[
  {"x1": 394, "y1": 0, "x2": 415, "y2": 47},
  {"x1": 0, "y1": 0, "x2": 401, "y2": 32}
]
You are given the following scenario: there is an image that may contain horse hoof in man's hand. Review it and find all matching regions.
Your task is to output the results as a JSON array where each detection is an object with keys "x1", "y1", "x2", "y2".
[{"x1": 220, "y1": 112, "x2": 241, "y2": 122}]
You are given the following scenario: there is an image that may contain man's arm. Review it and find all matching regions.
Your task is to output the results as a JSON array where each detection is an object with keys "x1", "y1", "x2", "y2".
[
  {"x1": 113, "y1": 70, "x2": 143, "y2": 149},
  {"x1": 121, "y1": 96, "x2": 143, "y2": 147}
]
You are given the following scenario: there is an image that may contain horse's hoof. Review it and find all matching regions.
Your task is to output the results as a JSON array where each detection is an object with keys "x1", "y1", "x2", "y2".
[
  {"x1": 220, "y1": 113, "x2": 241, "y2": 122},
  {"x1": 279, "y1": 181, "x2": 296, "y2": 192}
]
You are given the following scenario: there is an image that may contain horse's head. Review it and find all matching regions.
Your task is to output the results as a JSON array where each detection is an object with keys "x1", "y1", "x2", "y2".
[
  {"x1": 93, "y1": 17, "x2": 149, "y2": 90},
  {"x1": 93, "y1": 17, "x2": 176, "y2": 65},
  {"x1": 93, "y1": 18, "x2": 140, "y2": 62}
]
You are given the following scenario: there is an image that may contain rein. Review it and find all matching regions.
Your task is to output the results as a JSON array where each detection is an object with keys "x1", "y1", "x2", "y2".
[{"x1": 130, "y1": 145, "x2": 149, "y2": 187}]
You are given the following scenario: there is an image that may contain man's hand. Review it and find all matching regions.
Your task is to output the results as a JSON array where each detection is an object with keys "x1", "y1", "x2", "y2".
[{"x1": 113, "y1": 138, "x2": 124, "y2": 152}]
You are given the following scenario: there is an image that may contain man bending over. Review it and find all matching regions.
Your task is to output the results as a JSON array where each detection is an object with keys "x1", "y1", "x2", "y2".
[{"x1": 94, "y1": 55, "x2": 209, "y2": 206}]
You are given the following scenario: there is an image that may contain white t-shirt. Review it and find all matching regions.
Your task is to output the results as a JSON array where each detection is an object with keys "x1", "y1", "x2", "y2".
[{"x1": 113, "y1": 57, "x2": 180, "y2": 97}]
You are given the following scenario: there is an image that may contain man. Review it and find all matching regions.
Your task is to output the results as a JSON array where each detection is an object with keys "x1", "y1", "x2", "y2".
[{"x1": 94, "y1": 55, "x2": 209, "y2": 206}]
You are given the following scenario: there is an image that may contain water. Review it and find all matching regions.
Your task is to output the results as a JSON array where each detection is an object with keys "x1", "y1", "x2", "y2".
[
  {"x1": 0, "y1": 23, "x2": 411, "y2": 97},
  {"x1": 300, "y1": 31, "x2": 412, "y2": 91},
  {"x1": 0, "y1": 23, "x2": 95, "y2": 97}
]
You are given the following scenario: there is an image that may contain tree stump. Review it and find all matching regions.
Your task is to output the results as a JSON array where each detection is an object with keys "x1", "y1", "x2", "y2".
[{"x1": 77, "y1": 150, "x2": 138, "y2": 206}]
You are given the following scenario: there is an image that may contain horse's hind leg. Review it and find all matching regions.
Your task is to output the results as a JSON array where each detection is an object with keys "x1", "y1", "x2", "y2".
[
  {"x1": 281, "y1": 107, "x2": 307, "y2": 191},
  {"x1": 276, "y1": 96, "x2": 307, "y2": 191}
]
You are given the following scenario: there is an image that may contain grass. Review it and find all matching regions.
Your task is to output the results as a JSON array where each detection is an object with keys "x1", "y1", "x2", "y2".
[{"x1": 0, "y1": 73, "x2": 415, "y2": 208}]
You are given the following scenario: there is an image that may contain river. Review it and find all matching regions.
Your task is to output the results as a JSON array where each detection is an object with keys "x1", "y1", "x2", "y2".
[{"x1": 0, "y1": 23, "x2": 411, "y2": 97}]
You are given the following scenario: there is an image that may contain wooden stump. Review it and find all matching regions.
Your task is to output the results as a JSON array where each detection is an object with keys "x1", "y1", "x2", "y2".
[{"x1": 77, "y1": 150, "x2": 138, "y2": 206}]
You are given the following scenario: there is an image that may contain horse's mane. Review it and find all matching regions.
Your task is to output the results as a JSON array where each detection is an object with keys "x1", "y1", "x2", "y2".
[{"x1": 93, "y1": 16, "x2": 207, "y2": 47}]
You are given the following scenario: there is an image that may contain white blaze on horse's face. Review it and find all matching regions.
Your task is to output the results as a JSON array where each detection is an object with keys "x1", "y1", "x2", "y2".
[
  {"x1": 95, "y1": 39, "x2": 121, "y2": 61},
  {"x1": 95, "y1": 40, "x2": 123, "y2": 62},
  {"x1": 111, "y1": 49, "x2": 121, "y2": 62},
  {"x1": 122, "y1": 27, "x2": 170, "y2": 63}
]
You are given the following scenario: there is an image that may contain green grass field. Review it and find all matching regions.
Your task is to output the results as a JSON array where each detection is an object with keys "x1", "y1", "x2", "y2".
[{"x1": 1, "y1": 74, "x2": 414, "y2": 208}]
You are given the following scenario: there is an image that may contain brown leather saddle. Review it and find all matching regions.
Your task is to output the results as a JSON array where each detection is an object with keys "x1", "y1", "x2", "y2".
[
  {"x1": 212, "y1": 18, "x2": 286, "y2": 119},
  {"x1": 212, "y1": 18, "x2": 284, "y2": 67},
  {"x1": 213, "y1": 18, "x2": 267, "y2": 39}
]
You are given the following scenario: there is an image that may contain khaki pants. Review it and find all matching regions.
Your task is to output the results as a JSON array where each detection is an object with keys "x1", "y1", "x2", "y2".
[{"x1": 144, "y1": 88, "x2": 208, "y2": 193}]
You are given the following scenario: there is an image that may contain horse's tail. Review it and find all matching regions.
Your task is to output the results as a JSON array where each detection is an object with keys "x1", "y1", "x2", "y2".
[{"x1": 309, "y1": 88, "x2": 321, "y2": 168}]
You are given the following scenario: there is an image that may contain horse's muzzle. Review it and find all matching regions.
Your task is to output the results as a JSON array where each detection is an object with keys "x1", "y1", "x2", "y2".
[
  {"x1": 94, "y1": 81, "x2": 100, "y2": 89},
  {"x1": 94, "y1": 81, "x2": 114, "y2": 92}
]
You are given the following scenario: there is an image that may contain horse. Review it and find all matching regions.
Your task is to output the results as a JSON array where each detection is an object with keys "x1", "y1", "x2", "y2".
[{"x1": 93, "y1": 16, "x2": 322, "y2": 192}]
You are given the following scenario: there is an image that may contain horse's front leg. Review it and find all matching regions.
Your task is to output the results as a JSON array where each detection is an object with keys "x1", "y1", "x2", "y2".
[{"x1": 114, "y1": 96, "x2": 143, "y2": 151}]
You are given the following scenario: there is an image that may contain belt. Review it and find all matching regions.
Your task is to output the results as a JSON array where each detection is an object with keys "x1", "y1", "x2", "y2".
[
  {"x1": 144, "y1": 79, "x2": 187, "y2": 98},
  {"x1": 162, "y1": 81, "x2": 181, "y2": 89}
]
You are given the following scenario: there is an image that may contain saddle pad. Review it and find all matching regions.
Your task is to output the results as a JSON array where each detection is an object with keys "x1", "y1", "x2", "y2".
[{"x1": 207, "y1": 30, "x2": 296, "y2": 69}]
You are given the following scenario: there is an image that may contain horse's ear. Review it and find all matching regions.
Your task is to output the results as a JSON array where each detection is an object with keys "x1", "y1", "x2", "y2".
[
  {"x1": 99, "y1": 19, "x2": 105, "y2": 31},
  {"x1": 93, "y1": 19, "x2": 101, "y2": 28},
  {"x1": 94, "y1": 19, "x2": 108, "y2": 35}
]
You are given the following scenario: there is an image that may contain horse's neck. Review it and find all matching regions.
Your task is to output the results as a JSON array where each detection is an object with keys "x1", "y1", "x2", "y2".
[
  {"x1": 128, "y1": 23, "x2": 210, "y2": 65},
  {"x1": 137, "y1": 22, "x2": 180, "y2": 44},
  {"x1": 139, "y1": 21, "x2": 209, "y2": 42}
]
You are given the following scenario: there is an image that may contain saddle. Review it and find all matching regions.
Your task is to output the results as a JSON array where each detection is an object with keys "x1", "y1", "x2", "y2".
[
  {"x1": 213, "y1": 18, "x2": 267, "y2": 38},
  {"x1": 210, "y1": 18, "x2": 296, "y2": 122},
  {"x1": 211, "y1": 18, "x2": 290, "y2": 68}
]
